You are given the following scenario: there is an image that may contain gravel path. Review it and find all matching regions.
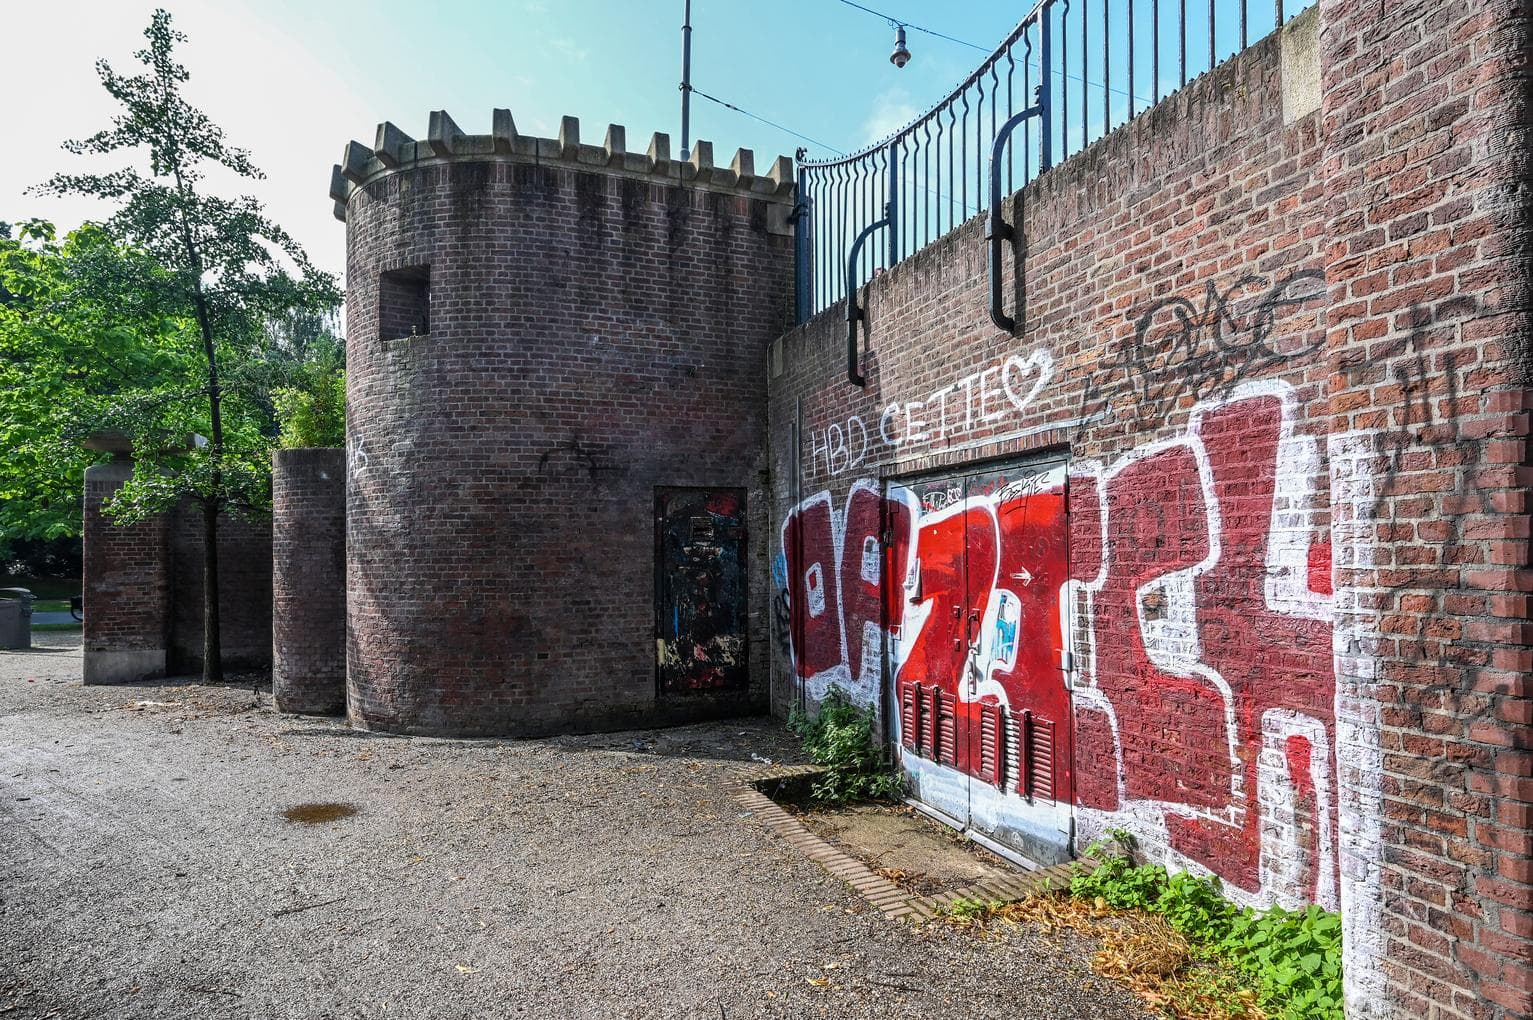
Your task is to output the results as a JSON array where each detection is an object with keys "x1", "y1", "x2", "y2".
[{"x1": 0, "y1": 633, "x2": 1147, "y2": 1020}]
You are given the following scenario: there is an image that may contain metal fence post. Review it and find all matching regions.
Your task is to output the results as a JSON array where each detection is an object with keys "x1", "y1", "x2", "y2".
[
  {"x1": 886, "y1": 138, "x2": 900, "y2": 266},
  {"x1": 792, "y1": 171, "x2": 811, "y2": 325},
  {"x1": 1039, "y1": 0, "x2": 1054, "y2": 173}
]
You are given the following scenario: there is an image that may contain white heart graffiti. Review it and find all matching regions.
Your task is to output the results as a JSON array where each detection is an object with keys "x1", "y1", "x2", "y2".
[{"x1": 806, "y1": 349, "x2": 1056, "y2": 477}]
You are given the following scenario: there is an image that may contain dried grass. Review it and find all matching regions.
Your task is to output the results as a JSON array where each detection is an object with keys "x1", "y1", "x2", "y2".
[
  {"x1": 1095, "y1": 915, "x2": 1191, "y2": 980},
  {"x1": 874, "y1": 866, "x2": 946, "y2": 897},
  {"x1": 934, "y1": 892, "x2": 1265, "y2": 1020}
]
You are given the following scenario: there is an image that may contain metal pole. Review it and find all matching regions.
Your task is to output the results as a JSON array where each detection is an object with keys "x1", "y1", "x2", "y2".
[
  {"x1": 792, "y1": 173, "x2": 811, "y2": 325},
  {"x1": 680, "y1": 0, "x2": 693, "y2": 162},
  {"x1": 1039, "y1": 3, "x2": 1053, "y2": 172}
]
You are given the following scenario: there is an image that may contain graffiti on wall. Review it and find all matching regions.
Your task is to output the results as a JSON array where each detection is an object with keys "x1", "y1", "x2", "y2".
[
  {"x1": 779, "y1": 379, "x2": 1340, "y2": 909},
  {"x1": 1068, "y1": 380, "x2": 1337, "y2": 909},
  {"x1": 806, "y1": 350, "x2": 1054, "y2": 477},
  {"x1": 1078, "y1": 271, "x2": 1326, "y2": 432},
  {"x1": 656, "y1": 488, "x2": 748, "y2": 694}
]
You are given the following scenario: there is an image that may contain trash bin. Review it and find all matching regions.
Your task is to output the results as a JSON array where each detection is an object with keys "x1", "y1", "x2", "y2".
[{"x1": 0, "y1": 588, "x2": 36, "y2": 650}]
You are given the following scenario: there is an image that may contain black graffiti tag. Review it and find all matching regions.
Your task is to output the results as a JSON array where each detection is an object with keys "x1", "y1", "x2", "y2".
[{"x1": 1080, "y1": 270, "x2": 1327, "y2": 429}]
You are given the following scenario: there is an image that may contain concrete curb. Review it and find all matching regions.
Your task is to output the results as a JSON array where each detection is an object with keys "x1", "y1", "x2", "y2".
[{"x1": 734, "y1": 767, "x2": 1081, "y2": 923}]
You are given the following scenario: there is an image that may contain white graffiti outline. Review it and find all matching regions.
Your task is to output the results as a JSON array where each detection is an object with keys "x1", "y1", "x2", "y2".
[
  {"x1": 780, "y1": 479, "x2": 891, "y2": 705},
  {"x1": 1071, "y1": 379, "x2": 1347, "y2": 909}
]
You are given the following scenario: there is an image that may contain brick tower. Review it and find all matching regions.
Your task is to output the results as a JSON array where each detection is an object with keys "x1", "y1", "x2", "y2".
[{"x1": 331, "y1": 110, "x2": 795, "y2": 736}]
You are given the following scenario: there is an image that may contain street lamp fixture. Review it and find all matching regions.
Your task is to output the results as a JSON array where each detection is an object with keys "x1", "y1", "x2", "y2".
[{"x1": 889, "y1": 24, "x2": 911, "y2": 68}]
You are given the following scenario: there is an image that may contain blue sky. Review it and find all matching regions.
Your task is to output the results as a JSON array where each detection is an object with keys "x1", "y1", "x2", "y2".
[{"x1": 7, "y1": 0, "x2": 1036, "y2": 283}]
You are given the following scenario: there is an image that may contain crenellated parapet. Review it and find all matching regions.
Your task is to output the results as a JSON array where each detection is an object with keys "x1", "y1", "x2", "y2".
[{"x1": 328, "y1": 109, "x2": 795, "y2": 222}]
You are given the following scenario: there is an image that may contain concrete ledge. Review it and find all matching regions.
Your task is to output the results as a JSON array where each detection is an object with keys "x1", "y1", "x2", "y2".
[
  {"x1": 1280, "y1": 5, "x2": 1320, "y2": 124},
  {"x1": 83, "y1": 648, "x2": 166, "y2": 686}
]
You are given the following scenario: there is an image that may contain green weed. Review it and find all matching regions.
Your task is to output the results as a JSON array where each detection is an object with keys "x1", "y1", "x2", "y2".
[
  {"x1": 1069, "y1": 829, "x2": 1343, "y2": 1020},
  {"x1": 786, "y1": 686, "x2": 904, "y2": 805}
]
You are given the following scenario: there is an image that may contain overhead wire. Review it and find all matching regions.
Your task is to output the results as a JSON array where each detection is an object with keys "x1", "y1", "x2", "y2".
[
  {"x1": 685, "y1": 86, "x2": 844, "y2": 155},
  {"x1": 687, "y1": 1, "x2": 996, "y2": 157},
  {"x1": 829, "y1": 0, "x2": 991, "y2": 51}
]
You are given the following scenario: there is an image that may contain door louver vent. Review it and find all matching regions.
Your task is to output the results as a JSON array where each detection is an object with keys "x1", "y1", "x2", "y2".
[
  {"x1": 979, "y1": 702, "x2": 1006, "y2": 787},
  {"x1": 1029, "y1": 716, "x2": 1056, "y2": 803}
]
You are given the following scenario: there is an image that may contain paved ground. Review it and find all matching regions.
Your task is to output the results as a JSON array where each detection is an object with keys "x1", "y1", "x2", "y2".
[
  {"x1": 795, "y1": 804, "x2": 1021, "y2": 898},
  {"x1": 0, "y1": 633, "x2": 1146, "y2": 1020}
]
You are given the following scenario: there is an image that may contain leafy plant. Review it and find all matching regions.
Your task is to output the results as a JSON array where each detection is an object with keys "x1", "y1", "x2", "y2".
[
  {"x1": 1073, "y1": 829, "x2": 1169, "y2": 913},
  {"x1": 0, "y1": 220, "x2": 196, "y2": 544},
  {"x1": 1068, "y1": 830, "x2": 1343, "y2": 1019},
  {"x1": 1218, "y1": 904, "x2": 1343, "y2": 1019},
  {"x1": 35, "y1": 10, "x2": 339, "y2": 681},
  {"x1": 1158, "y1": 871, "x2": 1240, "y2": 944},
  {"x1": 786, "y1": 686, "x2": 904, "y2": 805},
  {"x1": 273, "y1": 367, "x2": 345, "y2": 449},
  {"x1": 941, "y1": 896, "x2": 995, "y2": 921}
]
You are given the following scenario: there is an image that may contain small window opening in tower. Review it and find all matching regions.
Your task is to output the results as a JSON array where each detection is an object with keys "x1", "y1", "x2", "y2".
[{"x1": 378, "y1": 266, "x2": 430, "y2": 340}]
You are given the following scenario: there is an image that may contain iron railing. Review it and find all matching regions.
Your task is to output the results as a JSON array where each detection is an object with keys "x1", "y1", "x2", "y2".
[{"x1": 794, "y1": 0, "x2": 1318, "y2": 327}]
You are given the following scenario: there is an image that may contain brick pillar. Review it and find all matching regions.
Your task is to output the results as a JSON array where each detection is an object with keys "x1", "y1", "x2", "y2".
[
  {"x1": 82, "y1": 460, "x2": 170, "y2": 684},
  {"x1": 272, "y1": 448, "x2": 346, "y2": 714},
  {"x1": 1320, "y1": 1, "x2": 1532, "y2": 1017}
]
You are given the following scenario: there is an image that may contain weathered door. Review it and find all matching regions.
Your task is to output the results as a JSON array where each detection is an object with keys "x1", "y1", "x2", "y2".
[
  {"x1": 959, "y1": 462, "x2": 1073, "y2": 862},
  {"x1": 655, "y1": 488, "x2": 748, "y2": 695},
  {"x1": 888, "y1": 472, "x2": 977, "y2": 827},
  {"x1": 889, "y1": 460, "x2": 1074, "y2": 863}
]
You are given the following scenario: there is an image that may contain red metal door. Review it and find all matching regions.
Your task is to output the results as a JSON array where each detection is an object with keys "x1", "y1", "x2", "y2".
[
  {"x1": 890, "y1": 460, "x2": 1073, "y2": 863},
  {"x1": 888, "y1": 472, "x2": 984, "y2": 826},
  {"x1": 961, "y1": 463, "x2": 1073, "y2": 861}
]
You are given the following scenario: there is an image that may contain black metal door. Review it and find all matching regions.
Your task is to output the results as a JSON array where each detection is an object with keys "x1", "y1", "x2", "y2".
[{"x1": 655, "y1": 487, "x2": 748, "y2": 695}]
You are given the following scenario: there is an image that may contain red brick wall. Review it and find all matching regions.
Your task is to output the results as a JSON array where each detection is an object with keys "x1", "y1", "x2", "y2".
[
  {"x1": 82, "y1": 460, "x2": 274, "y2": 682},
  {"x1": 166, "y1": 504, "x2": 273, "y2": 676},
  {"x1": 767, "y1": 6, "x2": 1529, "y2": 1017},
  {"x1": 82, "y1": 460, "x2": 169, "y2": 683},
  {"x1": 1319, "y1": 1, "x2": 1532, "y2": 1016},
  {"x1": 272, "y1": 448, "x2": 345, "y2": 714},
  {"x1": 342, "y1": 148, "x2": 794, "y2": 737}
]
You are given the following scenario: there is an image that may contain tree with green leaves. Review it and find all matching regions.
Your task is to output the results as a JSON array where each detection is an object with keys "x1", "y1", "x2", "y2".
[
  {"x1": 37, "y1": 9, "x2": 339, "y2": 682},
  {"x1": 0, "y1": 219, "x2": 199, "y2": 554}
]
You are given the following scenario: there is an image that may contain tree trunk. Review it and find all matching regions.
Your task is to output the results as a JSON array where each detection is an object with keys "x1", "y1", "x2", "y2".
[
  {"x1": 189, "y1": 279, "x2": 224, "y2": 687},
  {"x1": 202, "y1": 497, "x2": 222, "y2": 684},
  {"x1": 173, "y1": 169, "x2": 224, "y2": 687}
]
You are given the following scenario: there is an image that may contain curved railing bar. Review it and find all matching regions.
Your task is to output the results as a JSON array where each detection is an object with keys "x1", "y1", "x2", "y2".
[
  {"x1": 798, "y1": 0, "x2": 1053, "y2": 172},
  {"x1": 845, "y1": 139, "x2": 900, "y2": 386},
  {"x1": 987, "y1": 92, "x2": 1044, "y2": 333},
  {"x1": 845, "y1": 216, "x2": 887, "y2": 387}
]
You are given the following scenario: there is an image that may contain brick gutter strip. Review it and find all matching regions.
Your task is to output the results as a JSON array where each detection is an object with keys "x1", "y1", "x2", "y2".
[{"x1": 735, "y1": 766, "x2": 1080, "y2": 922}]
